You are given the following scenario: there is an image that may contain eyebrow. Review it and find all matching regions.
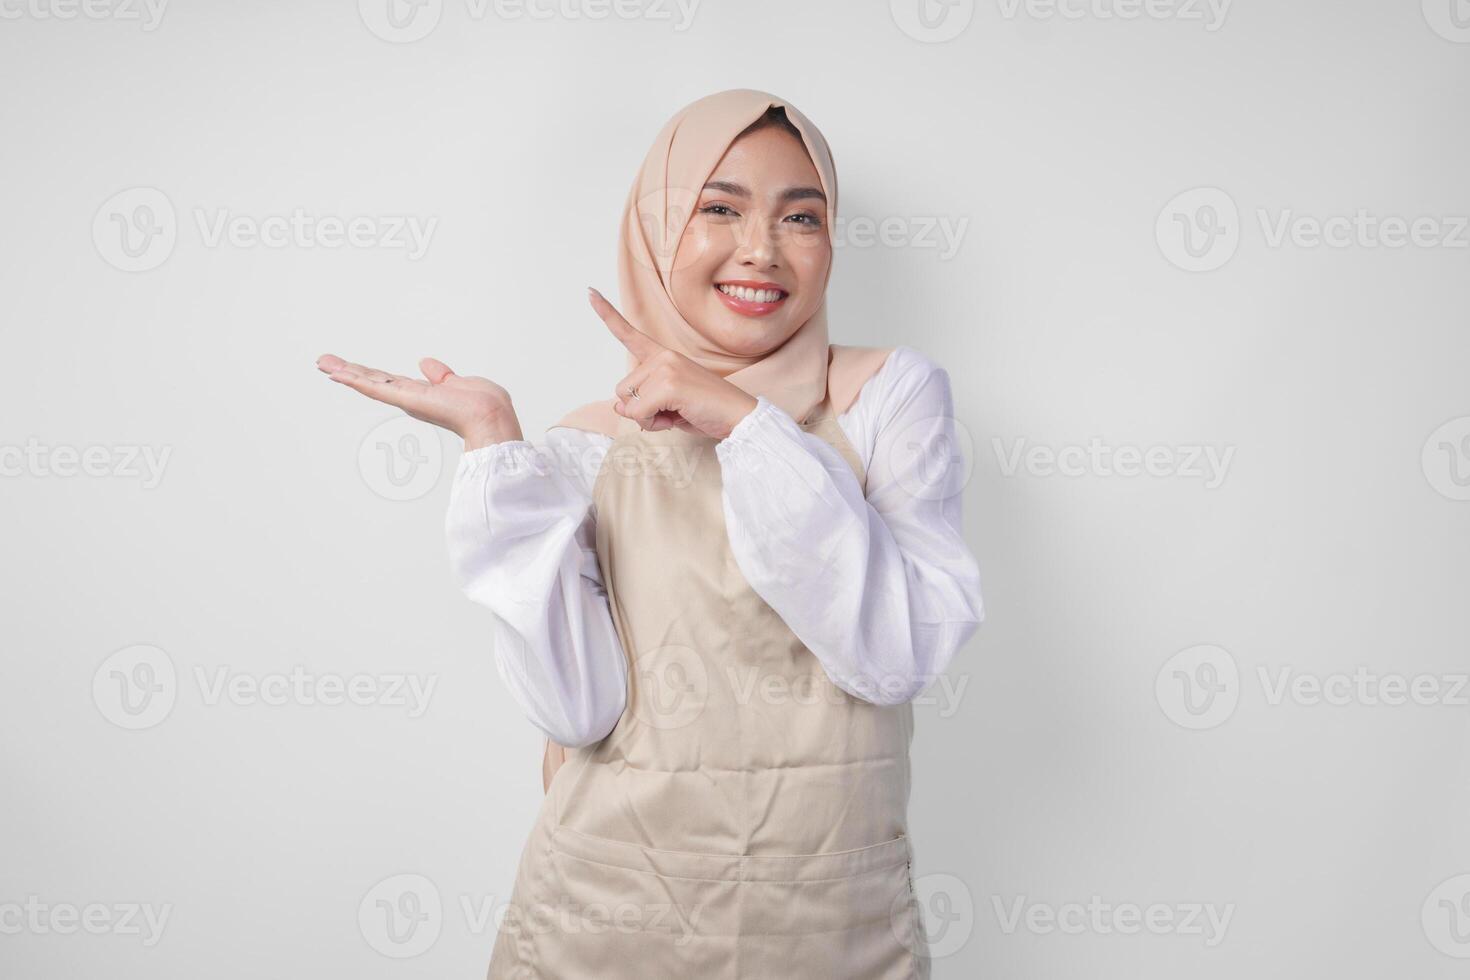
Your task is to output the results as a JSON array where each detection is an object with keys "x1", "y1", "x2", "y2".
[{"x1": 702, "y1": 179, "x2": 826, "y2": 205}]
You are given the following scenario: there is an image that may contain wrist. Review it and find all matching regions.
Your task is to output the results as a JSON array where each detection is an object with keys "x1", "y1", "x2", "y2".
[
  {"x1": 720, "y1": 393, "x2": 760, "y2": 440},
  {"x1": 461, "y1": 408, "x2": 522, "y2": 451}
]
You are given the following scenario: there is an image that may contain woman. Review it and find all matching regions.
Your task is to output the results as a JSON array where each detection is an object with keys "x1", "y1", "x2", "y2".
[{"x1": 318, "y1": 89, "x2": 983, "y2": 979}]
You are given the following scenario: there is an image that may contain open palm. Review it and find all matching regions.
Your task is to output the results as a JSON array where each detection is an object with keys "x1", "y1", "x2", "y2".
[{"x1": 316, "y1": 354, "x2": 522, "y2": 447}]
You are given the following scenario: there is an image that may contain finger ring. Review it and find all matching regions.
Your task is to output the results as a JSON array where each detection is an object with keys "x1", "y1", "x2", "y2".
[{"x1": 626, "y1": 385, "x2": 639, "y2": 400}]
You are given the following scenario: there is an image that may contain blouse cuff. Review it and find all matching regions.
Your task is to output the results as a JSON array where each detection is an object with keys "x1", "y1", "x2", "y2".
[
  {"x1": 716, "y1": 395, "x2": 791, "y2": 464},
  {"x1": 456, "y1": 439, "x2": 548, "y2": 478}
]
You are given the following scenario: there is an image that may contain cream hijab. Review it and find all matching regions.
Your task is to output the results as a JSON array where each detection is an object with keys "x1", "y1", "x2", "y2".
[{"x1": 555, "y1": 88, "x2": 890, "y2": 438}]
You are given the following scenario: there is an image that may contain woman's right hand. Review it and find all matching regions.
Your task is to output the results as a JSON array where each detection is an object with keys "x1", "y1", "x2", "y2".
[{"x1": 316, "y1": 354, "x2": 523, "y2": 450}]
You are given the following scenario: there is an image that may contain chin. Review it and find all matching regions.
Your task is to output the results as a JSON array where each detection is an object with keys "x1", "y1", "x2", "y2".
[{"x1": 705, "y1": 308, "x2": 796, "y2": 355}]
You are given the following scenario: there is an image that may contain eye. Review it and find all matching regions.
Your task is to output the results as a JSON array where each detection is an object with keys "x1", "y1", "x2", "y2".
[
  {"x1": 699, "y1": 203, "x2": 738, "y2": 217},
  {"x1": 785, "y1": 211, "x2": 823, "y2": 228}
]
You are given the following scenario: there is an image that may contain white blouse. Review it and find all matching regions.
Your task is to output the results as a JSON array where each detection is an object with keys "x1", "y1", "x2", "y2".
[{"x1": 444, "y1": 345, "x2": 985, "y2": 747}]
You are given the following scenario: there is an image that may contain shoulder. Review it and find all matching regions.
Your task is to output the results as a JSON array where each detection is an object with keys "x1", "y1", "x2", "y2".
[
  {"x1": 834, "y1": 345, "x2": 954, "y2": 470},
  {"x1": 828, "y1": 345, "x2": 892, "y2": 406},
  {"x1": 878, "y1": 344, "x2": 944, "y2": 382},
  {"x1": 844, "y1": 344, "x2": 950, "y2": 420}
]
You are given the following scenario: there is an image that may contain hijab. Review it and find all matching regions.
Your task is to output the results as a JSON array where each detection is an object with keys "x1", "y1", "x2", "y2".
[{"x1": 556, "y1": 88, "x2": 890, "y2": 439}]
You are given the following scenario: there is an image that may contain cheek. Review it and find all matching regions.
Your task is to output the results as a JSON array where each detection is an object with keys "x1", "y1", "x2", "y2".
[
  {"x1": 670, "y1": 230, "x2": 724, "y2": 315},
  {"x1": 788, "y1": 240, "x2": 831, "y2": 320},
  {"x1": 672, "y1": 221, "x2": 727, "y2": 276},
  {"x1": 792, "y1": 238, "x2": 831, "y2": 288},
  {"x1": 668, "y1": 233, "x2": 706, "y2": 308}
]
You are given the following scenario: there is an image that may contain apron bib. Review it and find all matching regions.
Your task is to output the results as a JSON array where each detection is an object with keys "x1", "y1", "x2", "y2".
[{"x1": 487, "y1": 389, "x2": 929, "y2": 979}]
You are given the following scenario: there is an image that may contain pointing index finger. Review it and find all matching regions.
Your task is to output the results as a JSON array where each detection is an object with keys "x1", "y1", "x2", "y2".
[{"x1": 589, "y1": 287, "x2": 663, "y2": 362}]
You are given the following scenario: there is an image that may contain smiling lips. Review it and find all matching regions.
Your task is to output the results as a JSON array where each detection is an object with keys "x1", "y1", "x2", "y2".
[{"x1": 714, "y1": 280, "x2": 789, "y2": 317}]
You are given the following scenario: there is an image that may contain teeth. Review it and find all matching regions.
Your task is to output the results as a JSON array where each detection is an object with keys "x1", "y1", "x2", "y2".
[{"x1": 718, "y1": 284, "x2": 783, "y2": 304}]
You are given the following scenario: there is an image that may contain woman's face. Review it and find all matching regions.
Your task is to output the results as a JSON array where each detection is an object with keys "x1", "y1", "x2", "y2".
[{"x1": 668, "y1": 125, "x2": 832, "y2": 364}]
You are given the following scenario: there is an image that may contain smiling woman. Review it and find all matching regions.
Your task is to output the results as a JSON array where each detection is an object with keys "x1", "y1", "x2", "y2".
[{"x1": 316, "y1": 89, "x2": 984, "y2": 979}]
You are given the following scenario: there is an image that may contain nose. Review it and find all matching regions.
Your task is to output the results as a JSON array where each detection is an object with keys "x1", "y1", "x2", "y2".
[{"x1": 733, "y1": 215, "x2": 780, "y2": 270}]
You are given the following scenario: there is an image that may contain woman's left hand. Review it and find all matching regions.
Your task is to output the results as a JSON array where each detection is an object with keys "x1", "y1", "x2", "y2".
[{"x1": 589, "y1": 287, "x2": 758, "y2": 441}]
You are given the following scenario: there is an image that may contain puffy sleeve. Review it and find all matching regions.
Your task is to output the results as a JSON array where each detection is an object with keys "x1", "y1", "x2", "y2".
[
  {"x1": 713, "y1": 346, "x2": 985, "y2": 705},
  {"x1": 444, "y1": 428, "x2": 628, "y2": 746}
]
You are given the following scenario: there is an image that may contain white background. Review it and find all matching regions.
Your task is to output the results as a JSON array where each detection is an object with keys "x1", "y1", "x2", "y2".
[{"x1": 2, "y1": 0, "x2": 1468, "y2": 977}]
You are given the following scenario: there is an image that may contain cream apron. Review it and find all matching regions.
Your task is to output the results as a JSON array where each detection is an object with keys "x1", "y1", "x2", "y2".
[{"x1": 488, "y1": 386, "x2": 930, "y2": 979}]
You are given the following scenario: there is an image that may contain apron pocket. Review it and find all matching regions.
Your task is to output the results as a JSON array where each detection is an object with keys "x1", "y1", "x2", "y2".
[{"x1": 527, "y1": 826, "x2": 922, "y2": 979}]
